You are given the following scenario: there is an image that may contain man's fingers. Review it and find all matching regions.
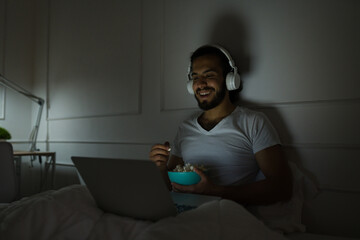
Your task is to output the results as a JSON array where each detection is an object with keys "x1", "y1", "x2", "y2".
[
  {"x1": 194, "y1": 168, "x2": 206, "y2": 179},
  {"x1": 151, "y1": 143, "x2": 171, "y2": 153},
  {"x1": 150, "y1": 144, "x2": 171, "y2": 157},
  {"x1": 149, "y1": 149, "x2": 169, "y2": 158},
  {"x1": 171, "y1": 182, "x2": 194, "y2": 193},
  {"x1": 149, "y1": 143, "x2": 172, "y2": 170}
]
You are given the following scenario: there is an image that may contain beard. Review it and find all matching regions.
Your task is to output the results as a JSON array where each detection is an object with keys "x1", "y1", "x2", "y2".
[{"x1": 195, "y1": 82, "x2": 226, "y2": 111}]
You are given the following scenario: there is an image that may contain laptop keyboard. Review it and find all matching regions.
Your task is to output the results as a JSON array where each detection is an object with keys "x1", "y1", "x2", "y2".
[{"x1": 175, "y1": 203, "x2": 197, "y2": 213}]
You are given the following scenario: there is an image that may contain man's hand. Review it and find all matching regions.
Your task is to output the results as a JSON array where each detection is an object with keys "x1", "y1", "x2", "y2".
[
  {"x1": 171, "y1": 168, "x2": 217, "y2": 195},
  {"x1": 149, "y1": 142, "x2": 171, "y2": 171}
]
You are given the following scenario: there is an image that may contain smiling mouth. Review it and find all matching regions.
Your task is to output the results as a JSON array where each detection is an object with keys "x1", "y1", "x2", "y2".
[
  {"x1": 197, "y1": 88, "x2": 214, "y2": 97},
  {"x1": 199, "y1": 91, "x2": 210, "y2": 96}
]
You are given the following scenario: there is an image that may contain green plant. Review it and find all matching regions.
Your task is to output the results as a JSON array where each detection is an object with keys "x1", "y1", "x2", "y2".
[{"x1": 0, "y1": 127, "x2": 11, "y2": 140}]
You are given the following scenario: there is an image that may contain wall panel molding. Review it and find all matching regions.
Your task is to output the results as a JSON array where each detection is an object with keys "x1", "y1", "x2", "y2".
[
  {"x1": 47, "y1": 111, "x2": 141, "y2": 121},
  {"x1": 161, "y1": 96, "x2": 360, "y2": 113},
  {"x1": 283, "y1": 143, "x2": 360, "y2": 150},
  {"x1": 284, "y1": 147, "x2": 360, "y2": 195},
  {"x1": 48, "y1": 140, "x2": 153, "y2": 146},
  {"x1": 45, "y1": 140, "x2": 360, "y2": 151},
  {"x1": 159, "y1": 0, "x2": 359, "y2": 112},
  {"x1": 47, "y1": 0, "x2": 143, "y2": 120},
  {"x1": 245, "y1": 97, "x2": 360, "y2": 110}
]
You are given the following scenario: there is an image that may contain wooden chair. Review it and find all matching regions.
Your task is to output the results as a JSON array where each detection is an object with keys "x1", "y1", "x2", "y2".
[{"x1": 0, "y1": 142, "x2": 18, "y2": 202}]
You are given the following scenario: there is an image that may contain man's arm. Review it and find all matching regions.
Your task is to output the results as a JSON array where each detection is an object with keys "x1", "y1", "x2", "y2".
[
  {"x1": 171, "y1": 145, "x2": 293, "y2": 205},
  {"x1": 149, "y1": 142, "x2": 184, "y2": 189}
]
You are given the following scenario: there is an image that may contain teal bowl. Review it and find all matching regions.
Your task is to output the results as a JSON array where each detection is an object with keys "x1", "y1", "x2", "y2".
[{"x1": 168, "y1": 171, "x2": 201, "y2": 185}]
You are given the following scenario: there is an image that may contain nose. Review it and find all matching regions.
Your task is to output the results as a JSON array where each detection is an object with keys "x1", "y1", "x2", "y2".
[
  {"x1": 193, "y1": 76, "x2": 208, "y2": 88},
  {"x1": 194, "y1": 81, "x2": 207, "y2": 92}
]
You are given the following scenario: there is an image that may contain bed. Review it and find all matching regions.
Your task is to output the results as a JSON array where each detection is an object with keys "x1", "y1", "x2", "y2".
[
  {"x1": 1, "y1": 184, "x2": 359, "y2": 240},
  {"x1": 1, "y1": 160, "x2": 359, "y2": 240},
  {"x1": 0, "y1": 184, "x2": 290, "y2": 240}
]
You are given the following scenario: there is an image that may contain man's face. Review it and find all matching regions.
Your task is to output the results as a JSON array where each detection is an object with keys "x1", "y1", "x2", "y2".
[{"x1": 190, "y1": 55, "x2": 227, "y2": 110}]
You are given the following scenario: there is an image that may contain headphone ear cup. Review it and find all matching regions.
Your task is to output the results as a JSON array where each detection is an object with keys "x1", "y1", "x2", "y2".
[
  {"x1": 225, "y1": 72, "x2": 241, "y2": 91},
  {"x1": 187, "y1": 80, "x2": 195, "y2": 94}
]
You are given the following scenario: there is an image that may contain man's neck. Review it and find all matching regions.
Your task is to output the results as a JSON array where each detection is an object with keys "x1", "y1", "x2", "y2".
[
  {"x1": 198, "y1": 99, "x2": 236, "y2": 131},
  {"x1": 201, "y1": 99, "x2": 236, "y2": 121}
]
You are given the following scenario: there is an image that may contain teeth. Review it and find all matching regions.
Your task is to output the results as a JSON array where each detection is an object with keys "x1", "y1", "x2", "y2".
[{"x1": 199, "y1": 91, "x2": 210, "y2": 96}]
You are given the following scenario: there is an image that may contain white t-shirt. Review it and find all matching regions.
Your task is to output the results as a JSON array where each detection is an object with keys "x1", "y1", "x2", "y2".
[{"x1": 171, "y1": 106, "x2": 280, "y2": 186}]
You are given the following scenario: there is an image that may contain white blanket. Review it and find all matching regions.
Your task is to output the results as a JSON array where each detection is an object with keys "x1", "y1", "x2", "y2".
[{"x1": 0, "y1": 185, "x2": 287, "y2": 240}]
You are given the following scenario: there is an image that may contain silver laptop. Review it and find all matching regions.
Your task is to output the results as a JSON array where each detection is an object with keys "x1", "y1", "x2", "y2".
[{"x1": 71, "y1": 156, "x2": 219, "y2": 221}]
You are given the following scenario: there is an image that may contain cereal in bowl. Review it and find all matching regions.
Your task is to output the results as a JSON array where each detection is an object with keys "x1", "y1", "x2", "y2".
[{"x1": 172, "y1": 163, "x2": 207, "y2": 172}]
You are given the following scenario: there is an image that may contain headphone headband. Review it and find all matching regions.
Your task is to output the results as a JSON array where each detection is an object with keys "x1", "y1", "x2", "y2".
[{"x1": 209, "y1": 44, "x2": 236, "y2": 69}]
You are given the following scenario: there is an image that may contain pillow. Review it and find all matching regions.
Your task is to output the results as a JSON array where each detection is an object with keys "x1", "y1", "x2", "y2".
[{"x1": 246, "y1": 162, "x2": 318, "y2": 234}]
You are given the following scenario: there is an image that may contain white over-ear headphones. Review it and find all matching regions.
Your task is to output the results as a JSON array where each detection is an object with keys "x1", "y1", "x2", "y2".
[{"x1": 187, "y1": 44, "x2": 241, "y2": 95}]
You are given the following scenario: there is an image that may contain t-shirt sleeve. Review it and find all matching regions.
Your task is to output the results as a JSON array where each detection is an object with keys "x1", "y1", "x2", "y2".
[{"x1": 251, "y1": 112, "x2": 281, "y2": 154}]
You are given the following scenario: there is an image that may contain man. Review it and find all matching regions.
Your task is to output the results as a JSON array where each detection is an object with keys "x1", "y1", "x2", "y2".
[{"x1": 149, "y1": 45, "x2": 292, "y2": 205}]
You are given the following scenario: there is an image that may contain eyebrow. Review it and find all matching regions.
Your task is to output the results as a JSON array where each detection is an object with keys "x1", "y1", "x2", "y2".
[{"x1": 190, "y1": 68, "x2": 217, "y2": 76}]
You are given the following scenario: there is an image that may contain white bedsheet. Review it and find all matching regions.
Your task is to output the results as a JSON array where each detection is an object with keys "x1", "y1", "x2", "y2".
[{"x1": 0, "y1": 184, "x2": 288, "y2": 240}]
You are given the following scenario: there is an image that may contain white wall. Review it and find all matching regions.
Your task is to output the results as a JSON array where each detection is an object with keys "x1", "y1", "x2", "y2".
[
  {"x1": 0, "y1": 0, "x2": 36, "y2": 145},
  {"x1": 1, "y1": 0, "x2": 360, "y2": 238}
]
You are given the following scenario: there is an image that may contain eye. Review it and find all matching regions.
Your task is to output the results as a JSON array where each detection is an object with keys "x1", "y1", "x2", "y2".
[
  {"x1": 192, "y1": 76, "x2": 200, "y2": 81},
  {"x1": 205, "y1": 73, "x2": 216, "y2": 79}
]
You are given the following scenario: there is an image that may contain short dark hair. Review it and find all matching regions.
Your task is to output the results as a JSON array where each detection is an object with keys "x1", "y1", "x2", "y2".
[
  {"x1": 190, "y1": 45, "x2": 232, "y2": 79},
  {"x1": 190, "y1": 45, "x2": 241, "y2": 103}
]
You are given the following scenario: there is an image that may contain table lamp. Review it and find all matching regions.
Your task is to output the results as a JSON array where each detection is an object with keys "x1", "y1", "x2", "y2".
[{"x1": 0, "y1": 73, "x2": 44, "y2": 152}]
